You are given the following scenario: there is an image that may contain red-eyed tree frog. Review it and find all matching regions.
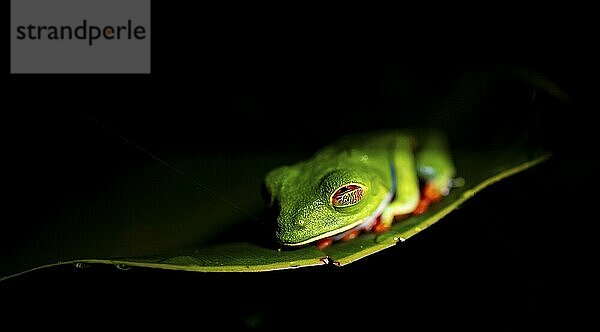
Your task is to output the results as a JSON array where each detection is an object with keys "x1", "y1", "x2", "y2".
[{"x1": 264, "y1": 130, "x2": 455, "y2": 249}]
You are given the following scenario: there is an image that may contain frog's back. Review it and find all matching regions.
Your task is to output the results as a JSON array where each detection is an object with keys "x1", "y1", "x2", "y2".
[{"x1": 315, "y1": 130, "x2": 412, "y2": 157}]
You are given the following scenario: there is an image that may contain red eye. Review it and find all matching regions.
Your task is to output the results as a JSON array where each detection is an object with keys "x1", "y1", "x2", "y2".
[{"x1": 331, "y1": 184, "x2": 364, "y2": 207}]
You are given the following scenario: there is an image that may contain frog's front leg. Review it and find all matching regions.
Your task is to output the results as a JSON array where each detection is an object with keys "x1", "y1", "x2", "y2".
[
  {"x1": 374, "y1": 135, "x2": 420, "y2": 233},
  {"x1": 373, "y1": 131, "x2": 456, "y2": 233},
  {"x1": 413, "y1": 130, "x2": 456, "y2": 215}
]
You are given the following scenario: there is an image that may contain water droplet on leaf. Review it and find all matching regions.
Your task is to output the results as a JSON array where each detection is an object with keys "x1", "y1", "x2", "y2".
[
  {"x1": 115, "y1": 264, "x2": 132, "y2": 270},
  {"x1": 74, "y1": 262, "x2": 89, "y2": 269}
]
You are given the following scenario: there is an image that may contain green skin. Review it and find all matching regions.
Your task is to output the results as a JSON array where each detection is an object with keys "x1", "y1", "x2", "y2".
[{"x1": 265, "y1": 130, "x2": 455, "y2": 246}]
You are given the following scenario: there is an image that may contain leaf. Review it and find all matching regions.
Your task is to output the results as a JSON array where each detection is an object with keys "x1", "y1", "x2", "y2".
[{"x1": 0, "y1": 149, "x2": 550, "y2": 280}]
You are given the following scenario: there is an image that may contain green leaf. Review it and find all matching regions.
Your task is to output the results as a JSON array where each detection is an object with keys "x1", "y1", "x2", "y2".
[{"x1": 1, "y1": 149, "x2": 549, "y2": 280}]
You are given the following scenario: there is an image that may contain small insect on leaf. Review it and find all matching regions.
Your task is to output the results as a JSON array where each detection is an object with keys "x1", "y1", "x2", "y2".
[{"x1": 331, "y1": 184, "x2": 364, "y2": 207}]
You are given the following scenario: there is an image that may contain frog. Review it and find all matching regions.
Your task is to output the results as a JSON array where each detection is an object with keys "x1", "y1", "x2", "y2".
[{"x1": 264, "y1": 130, "x2": 456, "y2": 249}]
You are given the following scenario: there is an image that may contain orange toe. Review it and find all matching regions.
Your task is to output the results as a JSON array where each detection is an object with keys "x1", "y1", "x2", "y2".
[
  {"x1": 341, "y1": 229, "x2": 361, "y2": 241},
  {"x1": 374, "y1": 223, "x2": 391, "y2": 234},
  {"x1": 412, "y1": 197, "x2": 431, "y2": 215},
  {"x1": 316, "y1": 238, "x2": 333, "y2": 249},
  {"x1": 423, "y1": 182, "x2": 442, "y2": 203}
]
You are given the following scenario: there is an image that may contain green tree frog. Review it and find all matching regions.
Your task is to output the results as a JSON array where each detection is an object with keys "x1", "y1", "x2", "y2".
[{"x1": 264, "y1": 130, "x2": 455, "y2": 249}]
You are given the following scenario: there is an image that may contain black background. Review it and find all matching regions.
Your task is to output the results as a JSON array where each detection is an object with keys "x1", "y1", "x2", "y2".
[{"x1": 3, "y1": 3, "x2": 596, "y2": 331}]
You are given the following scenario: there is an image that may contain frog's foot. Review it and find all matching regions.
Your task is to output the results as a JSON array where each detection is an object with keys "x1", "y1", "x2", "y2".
[
  {"x1": 341, "y1": 229, "x2": 362, "y2": 241},
  {"x1": 412, "y1": 182, "x2": 444, "y2": 216},
  {"x1": 316, "y1": 238, "x2": 333, "y2": 249},
  {"x1": 315, "y1": 219, "x2": 373, "y2": 248},
  {"x1": 373, "y1": 219, "x2": 390, "y2": 234},
  {"x1": 315, "y1": 229, "x2": 362, "y2": 249},
  {"x1": 423, "y1": 182, "x2": 443, "y2": 203},
  {"x1": 371, "y1": 213, "x2": 412, "y2": 233},
  {"x1": 412, "y1": 196, "x2": 431, "y2": 215},
  {"x1": 371, "y1": 214, "x2": 408, "y2": 234},
  {"x1": 369, "y1": 212, "x2": 410, "y2": 234}
]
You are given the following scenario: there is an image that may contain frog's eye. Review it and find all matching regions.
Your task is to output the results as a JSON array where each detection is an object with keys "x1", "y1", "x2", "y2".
[{"x1": 331, "y1": 184, "x2": 364, "y2": 207}]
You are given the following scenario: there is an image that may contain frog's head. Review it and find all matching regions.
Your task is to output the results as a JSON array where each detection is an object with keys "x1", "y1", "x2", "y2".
[{"x1": 264, "y1": 157, "x2": 391, "y2": 246}]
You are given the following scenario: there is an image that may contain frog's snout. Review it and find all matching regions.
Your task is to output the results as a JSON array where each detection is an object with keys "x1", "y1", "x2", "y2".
[{"x1": 275, "y1": 214, "x2": 315, "y2": 245}]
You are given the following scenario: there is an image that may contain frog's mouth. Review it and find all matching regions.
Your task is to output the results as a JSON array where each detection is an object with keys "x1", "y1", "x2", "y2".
[{"x1": 284, "y1": 191, "x2": 394, "y2": 246}]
